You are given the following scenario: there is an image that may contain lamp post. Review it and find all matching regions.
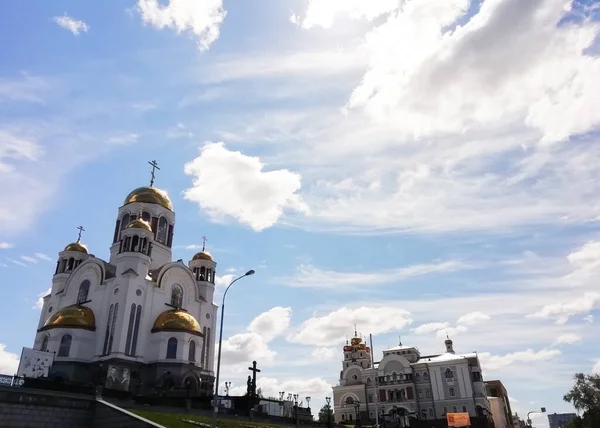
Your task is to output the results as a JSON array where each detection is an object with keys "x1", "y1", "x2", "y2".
[
  {"x1": 306, "y1": 396, "x2": 311, "y2": 411},
  {"x1": 354, "y1": 400, "x2": 362, "y2": 428},
  {"x1": 293, "y1": 394, "x2": 299, "y2": 428},
  {"x1": 325, "y1": 396, "x2": 332, "y2": 428},
  {"x1": 211, "y1": 270, "x2": 256, "y2": 428},
  {"x1": 526, "y1": 407, "x2": 546, "y2": 427}
]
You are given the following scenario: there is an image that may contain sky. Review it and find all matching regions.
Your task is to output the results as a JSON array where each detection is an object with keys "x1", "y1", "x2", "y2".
[{"x1": 1, "y1": 0, "x2": 600, "y2": 426}]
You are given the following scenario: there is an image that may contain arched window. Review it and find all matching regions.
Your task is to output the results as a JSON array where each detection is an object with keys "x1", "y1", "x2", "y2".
[
  {"x1": 189, "y1": 340, "x2": 196, "y2": 362},
  {"x1": 121, "y1": 213, "x2": 130, "y2": 230},
  {"x1": 415, "y1": 372, "x2": 420, "y2": 381},
  {"x1": 58, "y1": 334, "x2": 72, "y2": 357},
  {"x1": 77, "y1": 280, "x2": 90, "y2": 304},
  {"x1": 367, "y1": 378, "x2": 372, "y2": 385},
  {"x1": 171, "y1": 284, "x2": 183, "y2": 308},
  {"x1": 449, "y1": 387, "x2": 455, "y2": 397},
  {"x1": 40, "y1": 336, "x2": 48, "y2": 352},
  {"x1": 345, "y1": 396, "x2": 354, "y2": 405},
  {"x1": 341, "y1": 415, "x2": 345, "y2": 421},
  {"x1": 423, "y1": 371, "x2": 429, "y2": 380},
  {"x1": 200, "y1": 326, "x2": 207, "y2": 367},
  {"x1": 199, "y1": 266, "x2": 206, "y2": 281},
  {"x1": 142, "y1": 211, "x2": 151, "y2": 222},
  {"x1": 166, "y1": 337, "x2": 177, "y2": 359},
  {"x1": 157, "y1": 217, "x2": 168, "y2": 244},
  {"x1": 445, "y1": 368, "x2": 454, "y2": 379},
  {"x1": 131, "y1": 235, "x2": 139, "y2": 252},
  {"x1": 67, "y1": 258, "x2": 75, "y2": 271},
  {"x1": 392, "y1": 372, "x2": 397, "y2": 381},
  {"x1": 125, "y1": 304, "x2": 136, "y2": 355},
  {"x1": 421, "y1": 409, "x2": 427, "y2": 419}
]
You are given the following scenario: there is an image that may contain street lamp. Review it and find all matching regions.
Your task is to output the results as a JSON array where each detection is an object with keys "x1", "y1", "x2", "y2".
[
  {"x1": 211, "y1": 270, "x2": 256, "y2": 428},
  {"x1": 293, "y1": 394, "x2": 299, "y2": 428},
  {"x1": 354, "y1": 400, "x2": 362, "y2": 428},
  {"x1": 306, "y1": 396, "x2": 311, "y2": 410},
  {"x1": 527, "y1": 407, "x2": 546, "y2": 427},
  {"x1": 325, "y1": 397, "x2": 332, "y2": 428}
]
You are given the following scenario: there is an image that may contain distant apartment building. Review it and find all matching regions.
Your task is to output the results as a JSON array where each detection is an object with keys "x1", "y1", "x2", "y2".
[
  {"x1": 547, "y1": 412, "x2": 577, "y2": 428},
  {"x1": 485, "y1": 380, "x2": 514, "y2": 428}
]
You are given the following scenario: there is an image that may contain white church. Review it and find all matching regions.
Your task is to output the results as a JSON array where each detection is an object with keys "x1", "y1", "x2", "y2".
[
  {"x1": 32, "y1": 167, "x2": 218, "y2": 395},
  {"x1": 332, "y1": 333, "x2": 493, "y2": 427}
]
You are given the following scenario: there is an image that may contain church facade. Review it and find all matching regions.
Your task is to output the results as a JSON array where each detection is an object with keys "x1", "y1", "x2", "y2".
[
  {"x1": 332, "y1": 335, "x2": 493, "y2": 427},
  {"x1": 32, "y1": 179, "x2": 218, "y2": 396}
]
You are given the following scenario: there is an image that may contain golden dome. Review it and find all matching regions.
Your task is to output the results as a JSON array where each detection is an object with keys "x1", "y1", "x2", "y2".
[
  {"x1": 126, "y1": 218, "x2": 152, "y2": 232},
  {"x1": 64, "y1": 242, "x2": 88, "y2": 254},
  {"x1": 192, "y1": 250, "x2": 213, "y2": 261},
  {"x1": 39, "y1": 305, "x2": 96, "y2": 331},
  {"x1": 151, "y1": 309, "x2": 203, "y2": 336},
  {"x1": 124, "y1": 186, "x2": 173, "y2": 211},
  {"x1": 445, "y1": 338, "x2": 453, "y2": 345}
]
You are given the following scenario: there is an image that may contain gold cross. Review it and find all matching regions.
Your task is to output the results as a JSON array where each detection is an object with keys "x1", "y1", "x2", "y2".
[
  {"x1": 201, "y1": 236, "x2": 207, "y2": 251},
  {"x1": 148, "y1": 160, "x2": 160, "y2": 187}
]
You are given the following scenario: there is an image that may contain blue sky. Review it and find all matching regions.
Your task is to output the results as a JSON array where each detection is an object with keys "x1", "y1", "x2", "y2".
[{"x1": 1, "y1": 0, "x2": 600, "y2": 426}]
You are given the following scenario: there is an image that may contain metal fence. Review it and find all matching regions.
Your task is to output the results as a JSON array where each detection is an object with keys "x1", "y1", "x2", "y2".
[{"x1": 0, "y1": 374, "x2": 24, "y2": 387}]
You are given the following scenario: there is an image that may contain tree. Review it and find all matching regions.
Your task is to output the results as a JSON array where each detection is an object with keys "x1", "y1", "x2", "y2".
[
  {"x1": 318, "y1": 404, "x2": 334, "y2": 424},
  {"x1": 563, "y1": 373, "x2": 600, "y2": 428}
]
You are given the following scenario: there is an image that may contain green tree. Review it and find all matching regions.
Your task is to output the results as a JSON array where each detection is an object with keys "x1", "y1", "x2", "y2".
[
  {"x1": 318, "y1": 404, "x2": 334, "y2": 424},
  {"x1": 563, "y1": 373, "x2": 600, "y2": 428}
]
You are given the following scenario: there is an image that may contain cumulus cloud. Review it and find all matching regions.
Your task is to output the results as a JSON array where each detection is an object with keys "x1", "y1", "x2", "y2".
[
  {"x1": 0, "y1": 344, "x2": 19, "y2": 375},
  {"x1": 456, "y1": 312, "x2": 491, "y2": 326},
  {"x1": 310, "y1": 347, "x2": 338, "y2": 361},
  {"x1": 247, "y1": 307, "x2": 292, "y2": 342},
  {"x1": 411, "y1": 322, "x2": 450, "y2": 335},
  {"x1": 184, "y1": 142, "x2": 308, "y2": 231},
  {"x1": 479, "y1": 348, "x2": 561, "y2": 371},
  {"x1": 220, "y1": 307, "x2": 292, "y2": 368},
  {"x1": 276, "y1": 260, "x2": 465, "y2": 289},
  {"x1": 527, "y1": 292, "x2": 600, "y2": 324},
  {"x1": 53, "y1": 14, "x2": 89, "y2": 35},
  {"x1": 136, "y1": 0, "x2": 226, "y2": 51},
  {"x1": 288, "y1": 306, "x2": 412, "y2": 345},
  {"x1": 553, "y1": 334, "x2": 582, "y2": 346},
  {"x1": 593, "y1": 360, "x2": 600, "y2": 374},
  {"x1": 292, "y1": 0, "x2": 398, "y2": 29}
]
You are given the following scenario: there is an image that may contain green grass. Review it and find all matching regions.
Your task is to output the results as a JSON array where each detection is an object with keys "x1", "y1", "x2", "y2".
[{"x1": 130, "y1": 410, "x2": 296, "y2": 428}]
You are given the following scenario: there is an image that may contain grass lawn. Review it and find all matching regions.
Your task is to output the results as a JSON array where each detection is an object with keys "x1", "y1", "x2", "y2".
[{"x1": 131, "y1": 410, "x2": 296, "y2": 428}]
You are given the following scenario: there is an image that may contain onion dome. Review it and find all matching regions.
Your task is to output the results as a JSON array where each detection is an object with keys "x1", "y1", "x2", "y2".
[
  {"x1": 151, "y1": 309, "x2": 203, "y2": 336},
  {"x1": 358, "y1": 343, "x2": 366, "y2": 350},
  {"x1": 39, "y1": 305, "x2": 96, "y2": 331},
  {"x1": 351, "y1": 337, "x2": 361, "y2": 346},
  {"x1": 124, "y1": 186, "x2": 173, "y2": 211},
  {"x1": 126, "y1": 218, "x2": 152, "y2": 232},
  {"x1": 445, "y1": 338, "x2": 453, "y2": 345},
  {"x1": 64, "y1": 241, "x2": 89, "y2": 254},
  {"x1": 366, "y1": 347, "x2": 371, "y2": 353},
  {"x1": 344, "y1": 345, "x2": 353, "y2": 352},
  {"x1": 192, "y1": 250, "x2": 214, "y2": 261}
]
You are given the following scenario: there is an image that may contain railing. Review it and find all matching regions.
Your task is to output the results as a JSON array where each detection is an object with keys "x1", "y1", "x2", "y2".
[{"x1": 0, "y1": 374, "x2": 24, "y2": 387}]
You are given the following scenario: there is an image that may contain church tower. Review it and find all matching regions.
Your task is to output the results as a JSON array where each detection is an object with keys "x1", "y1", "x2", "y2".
[{"x1": 342, "y1": 327, "x2": 372, "y2": 370}]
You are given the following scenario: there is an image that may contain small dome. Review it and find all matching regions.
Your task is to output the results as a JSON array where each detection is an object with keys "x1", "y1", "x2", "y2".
[
  {"x1": 445, "y1": 338, "x2": 453, "y2": 345},
  {"x1": 64, "y1": 242, "x2": 88, "y2": 254},
  {"x1": 343, "y1": 345, "x2": 353, "y2": 352},
  {"x1": 39, "y1": 305, "x2": 96, "y2": 331},
  {"x1": 192, "y1": 250, "x2": 213, "y2": 261},
  {"x1": 151, "y1": 309, "x2": 203, "y2": 336},
  {"x1": 126, "y1": 218, "x2": 152, "y2": 232},
  {"x1": 351, "y1": 337, "x2": 361, "y2": 346},
  {"x1": 124, "y1": 186, "x2": 173, "y2": 211}
]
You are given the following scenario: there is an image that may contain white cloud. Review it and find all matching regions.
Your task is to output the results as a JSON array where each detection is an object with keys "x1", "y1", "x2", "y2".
[
  {"x1": 0, "y1": 242, "x2": 13, "y2": 249},
  {"x1": 479, "y1": 348, "x2": 562, "y2": 372},
  {"x1": 53, "y1": 14, "x2": 90, "y2": 35},
  {"x1": 220, "y1": 307, "x2": 291, "y2": 369},
  {"x1": 0, "y1": 73, "x2": 49, "y2": 104},
  {"x1": 0, "y1": 344, "x2": 19, "y2": 375},
  {"x1": 20, "y1": 255, "x2": 38, "y2": 264},
  {"x1": 306, "y1": 0, "x2": 600, "y2": 144},
  {"x1": 107, "y1": 133, "x2": 139, "y2": 145},
  {"x1": 288, "y1": 306, "x2": 412, "y2": 345},
  {"x1": 435, "y1": 325, "x2": 468, "y2": 339},
  {"x1": 6, "y1": 258, "x2": 26, "y2": 267},
  {"x1": 184, "y1": 142, "x2": 308, "y2": 231},
  {"x1": 247, "y1": 307, "x2": 292, "y2": 342},
  {"x1": 456, "y1": 312, "x2": 491, "y2": 326},
  {"x1": 34, "y1": 253, "x2": 52, "y2": 261},
  {"x1": 593, "y1": 360, "x2": 600, "y2": 374},
  {"x1": 411, "y1": 322, "x2": 450, "y2": 335},
  {"x1": 136, "y1": 0, "x2": 226, "y2": 51},
  {"x1": 527, "y1": 292, "x2": 600, "y2": 324},
  {"x1": 584, "y1": 315, "x2": 594, "y2": 324},
  {"x1": 293, "y1": 0, "x2": 399, "y2": 29},
  {"x1": 276, "y1": 260, "x2": 464, "y2": 289},
  {"x1": 34, "y1": 288, "x2": 51, "y2": 310},
  {"x1": 553, "y1": 334, "x2": 582, "y2": 346}
]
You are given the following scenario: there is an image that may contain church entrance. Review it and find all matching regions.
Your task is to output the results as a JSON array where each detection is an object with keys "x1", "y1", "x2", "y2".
[{"x1": 387, "y1": 406, "x2": 410, "y2": 427}]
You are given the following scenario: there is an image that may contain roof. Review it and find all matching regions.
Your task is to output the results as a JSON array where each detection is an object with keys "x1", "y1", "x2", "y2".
[
  {"x1": 386, "y1": 345, "x2": 417, "y2": 352},
  {"x1": 416, "y1": 352, "x2": 478, "y2": 364}
]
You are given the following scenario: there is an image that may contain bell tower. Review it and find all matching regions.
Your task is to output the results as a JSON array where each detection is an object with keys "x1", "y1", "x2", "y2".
[{"x1": 188, "y1": 236, "x2": 216, "y2": 303}]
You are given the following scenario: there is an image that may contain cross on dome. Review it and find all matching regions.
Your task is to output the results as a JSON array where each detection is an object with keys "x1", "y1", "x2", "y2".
[
  {"x1": 76, "y1": 225, "x2": 85, "y2": 243},
  {"x1": 148, "y1": 160, "x2": 160, "y2": 187}
]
